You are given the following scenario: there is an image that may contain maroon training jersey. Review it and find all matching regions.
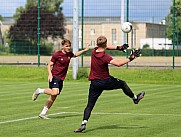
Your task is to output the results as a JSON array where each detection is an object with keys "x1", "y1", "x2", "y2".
[
  {"x1": 51, "y1": 50, "x2": 74, "y2": 80},
  {"x1": 88, "y1": 47, "x2": 113, "y2": 80}
]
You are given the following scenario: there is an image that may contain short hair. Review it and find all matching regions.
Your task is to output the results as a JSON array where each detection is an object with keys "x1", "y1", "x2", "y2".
[
  {"x1": 61, "y1": 39, "x2": 71, "y2": 46},
  {"x1": 97, "y1": 36, "x2": 107, "y2": 48}
]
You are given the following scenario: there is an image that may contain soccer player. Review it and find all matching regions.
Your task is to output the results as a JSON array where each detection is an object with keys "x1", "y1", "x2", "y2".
[
  {"x1": 74, "y1": 36, "x2": 145, "y2": 132},
  {"x1": 32, "y1": 39, "x2": 90, "y2": 119}
]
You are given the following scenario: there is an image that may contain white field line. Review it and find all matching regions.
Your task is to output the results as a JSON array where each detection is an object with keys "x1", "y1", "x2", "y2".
[{"x1": 1, "y1": 111, "x2": 181, "y2": 125}]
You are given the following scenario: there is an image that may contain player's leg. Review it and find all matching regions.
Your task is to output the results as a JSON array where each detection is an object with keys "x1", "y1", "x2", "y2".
[
  {"x1": 45, "y1": 95, "x2": 58, "y2": 109},
  {"x1": 118, "y1": 79, "x2": 145, "y2": 104},
  {"x1": 36, "y1": 77, "x2": 63, "y2": 119},
  {"x1": 74, "y1": 97, "x2": 100, "y2": 132},
  {"x1": 83, "y1": 97, "x2": 99, "y2": 122},
  {"x1": 39, "y1": 95, "x2": 57, "y2": 119},
  {"x1": 110, "y1": 77, "x2": 145, "y2": 104},
  {"x1": 74, "y1": 81, "x2": 103, "y2": 132},
  {"x1": 44, "y1": 88, "x2": 59, "y2": 95},
  {"x1": 32, "y1": 88, "x2": 59, "y2": 101},
  {"x1": 32, "y1": 76, "x2": 62, "y2": 101}
]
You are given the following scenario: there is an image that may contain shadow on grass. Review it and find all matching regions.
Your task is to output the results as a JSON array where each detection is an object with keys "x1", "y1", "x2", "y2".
[
  {"x1": 84, "y1": 124, "x2": 148, "y2": 133},
  {"x1": 50, "y1": 114, "x2": 81, "y2": 119}
]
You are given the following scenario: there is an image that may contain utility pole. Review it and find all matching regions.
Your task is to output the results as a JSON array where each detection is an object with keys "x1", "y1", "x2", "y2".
[
  {"x1": 126, "y1": 0, "x2": 129, "y2": 68},
  {"x1": 72, "y1": 0, "x2": 79, "y2": 79},
  {"x1": 81, "y1": 0, "x2": 84, "y2": 68}
]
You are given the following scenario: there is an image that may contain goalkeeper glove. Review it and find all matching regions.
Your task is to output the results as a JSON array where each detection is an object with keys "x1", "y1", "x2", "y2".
[
  {"x1": 129, "y1": 49, "x2": 141, "y2": 61},
  {"x1": 116, "y1": 43, "x2": 129, "y2": 52}
]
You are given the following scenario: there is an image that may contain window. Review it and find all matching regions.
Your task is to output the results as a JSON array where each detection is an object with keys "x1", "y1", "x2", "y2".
[
  {"x1": 65, "y1": 28, "x2": 69, "y2": 34},
  {"x1": 91, "y1": 41, "x2": 96, "y2": 47},
  {"x1": 90, "y1": 29, "x2": 95, "y2": 35},
  {"x1": 79, "y1": 29, "x2": 82, "y2": 38},
  {"x1": 112, "y1": 29, "x2": 116, "y2": 45}
]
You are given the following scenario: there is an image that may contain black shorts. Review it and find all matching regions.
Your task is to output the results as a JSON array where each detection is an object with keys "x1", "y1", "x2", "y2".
[
  {"x1": 89, "y1": 76, "x2": 123, "y2": 99},
  {"x1": 49, "y1": 76, "x2": 63, "y2": 94}
]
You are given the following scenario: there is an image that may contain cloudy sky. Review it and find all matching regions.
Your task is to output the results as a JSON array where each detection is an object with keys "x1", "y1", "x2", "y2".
[{"x1": 0, "y1": 0, "x2": 172, "y2": 22}]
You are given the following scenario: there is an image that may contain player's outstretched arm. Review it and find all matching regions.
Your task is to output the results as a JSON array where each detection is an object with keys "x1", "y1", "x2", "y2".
[
  {"x1": 109, "y1": 49, "x2": 141, "y2": 67},
  {"x1": 129, "y1": 49, "x2": 141, "y2": 61},
  {"x1": 74, "y1": 44, "x2": 90, "y2": 57},
  {"x1": 106, "y1": 43, "x2": 129, "y2": 52},
  {"x1": 110, "y1": 58, "x2": 130, "y2": 67}
]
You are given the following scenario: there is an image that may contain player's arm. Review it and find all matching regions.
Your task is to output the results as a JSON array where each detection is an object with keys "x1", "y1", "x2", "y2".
[
  {"x1": 110, "y1": 58, "x2": 130, "y2": 67},
  {"x1": 74, "y1": 44, "x2": 90, "y2": 57},
  {"x1": 110, "y1": 49, "x2": 141, "y2": 67},
  {"x1": 47, "y1": 61, "x2": 54, "y2": 82},
  {"x1": 106, "y1": 43, "x2": 129, "y2": 52},
  {"x1": 106, "y1": 45, "x2": 117, "y2": 50}
]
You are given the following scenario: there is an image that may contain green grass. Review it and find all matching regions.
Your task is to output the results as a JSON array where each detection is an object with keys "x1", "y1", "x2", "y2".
[
  {"x1": 0, "y1": 66, "x2": 181, "y2": 84},
  {"x1": 0, "y1": 81, "x2": 181, "y2": 137},
  {"x1": 0, "y1": 66, "x2": 181, "y2": 137}
]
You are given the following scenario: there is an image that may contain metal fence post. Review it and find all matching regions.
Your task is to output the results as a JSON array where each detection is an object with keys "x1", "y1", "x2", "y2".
[
  {"x1": 37, "y1": 0, "x2": 41, "y2": 67},
  {"x1": 172, "y1": 0, "x2": 176, "y2": 69}
]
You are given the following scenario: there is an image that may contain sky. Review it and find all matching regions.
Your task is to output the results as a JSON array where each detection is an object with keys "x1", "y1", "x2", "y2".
[{"x1": 0, "y1": 0, "x2": 172, "y2": 22}]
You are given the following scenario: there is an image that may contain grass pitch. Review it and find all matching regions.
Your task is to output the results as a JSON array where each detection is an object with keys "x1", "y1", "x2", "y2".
[{"x1": 0, "y1": 81, "x2": 181, "y2": 137}]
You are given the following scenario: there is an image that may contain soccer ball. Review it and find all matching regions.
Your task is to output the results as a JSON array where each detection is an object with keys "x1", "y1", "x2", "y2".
[{"x1": 121, "y1": 22, "x2": 133, "y2": 33}]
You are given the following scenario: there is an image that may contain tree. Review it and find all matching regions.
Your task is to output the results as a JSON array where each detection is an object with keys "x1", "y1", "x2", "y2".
[
  {"x1": 0, "y1": 15, "x2": 4, "y2": 46},
  {"x1": 166, "y1": 0, "x2": 181, "y2": 45},
  {"x1": 9, "y1": 7, "x2": 65, "y2": 40},
  {"x1": 0, "y1": 15, "x2": 3, "y2": 21},
  {"x1": 14, "y1": 0, "x2": 63, "y2": 20},
  {"x1": 8, "y1": 6, "x2": 65, "y2": 54},
  {"x1": 9, "y1": 0, "x2": 65, "y2": 54}
]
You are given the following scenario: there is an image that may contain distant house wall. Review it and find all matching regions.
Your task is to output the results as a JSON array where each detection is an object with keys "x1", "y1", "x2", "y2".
[
  {"x1": 2, "y1": 16, "x2": 168, "y2": 49},
  {"x1": 140, "y1": 38, "x2": 173, "y2": 49},
  {"x1": 65, "y1": 17, "x2": 167, "y2": 49}
]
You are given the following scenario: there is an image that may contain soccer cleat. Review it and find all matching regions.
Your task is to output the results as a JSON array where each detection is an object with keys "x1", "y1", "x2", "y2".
[
  {"x1": 32, "y1": 88, "x2": 40, "y2": 101},
  {"x1": 74, "y1": 124, "x2": 86, "y2": 133},
  {"x1": 38, "y1": 114, "x2": 49, "y2": 119},
  {"x1": 133, "y1": 91, "x2": 145, "y2": 104}
]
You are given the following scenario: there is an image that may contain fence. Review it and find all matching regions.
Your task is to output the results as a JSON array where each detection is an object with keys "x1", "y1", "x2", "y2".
[{"x1": 0, "y1": 0, "x2": 180, "y2": 68}]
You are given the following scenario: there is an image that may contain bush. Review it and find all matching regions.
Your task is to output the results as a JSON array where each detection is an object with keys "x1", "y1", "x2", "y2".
[
  {"x1": 77, "y1": 68, "x2": 88, "y2": 80},
  {"x1": 40, "y1": 42, "x2": 53, "y2": 55},
  {"x1": 143, "y1": 44, "x2": 150, "y2": 49},
  {"x1": 65, "y1": 68, "x2": 88, "y2": 81},
  {"x1": 0, "y1": 44, "x2": 9, "y2": 54},
  {"x1": 81, "y1": 48, "x2": 181, "y2": 56},
  {"x1": 9, "y1": 40, "x2": 53, "y2": 55}
]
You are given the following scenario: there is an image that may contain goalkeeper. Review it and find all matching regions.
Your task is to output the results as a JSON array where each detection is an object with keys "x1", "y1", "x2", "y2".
[{"x1": 74, "y1": 36, "x2": 145, "y2": 133}]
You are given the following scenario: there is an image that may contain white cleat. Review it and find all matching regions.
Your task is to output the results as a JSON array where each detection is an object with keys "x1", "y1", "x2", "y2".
[
  {"x1": 38, "y1": 114, "x2": 49, "y2": 119},
  {"x1": 32, "y1": 88, "x2": 40, "y2": 101}
]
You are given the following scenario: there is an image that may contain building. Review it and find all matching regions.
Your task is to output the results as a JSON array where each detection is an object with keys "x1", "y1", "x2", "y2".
[
  {"x1": 1, "y1": 16, "x2": 168, "y2": 49},
  {"x1": 140, "y1": 38, "x2": 172, "y2": 49},
  {"x1": 65, "y1": 16, "x2": 167, "y2": 49}
]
